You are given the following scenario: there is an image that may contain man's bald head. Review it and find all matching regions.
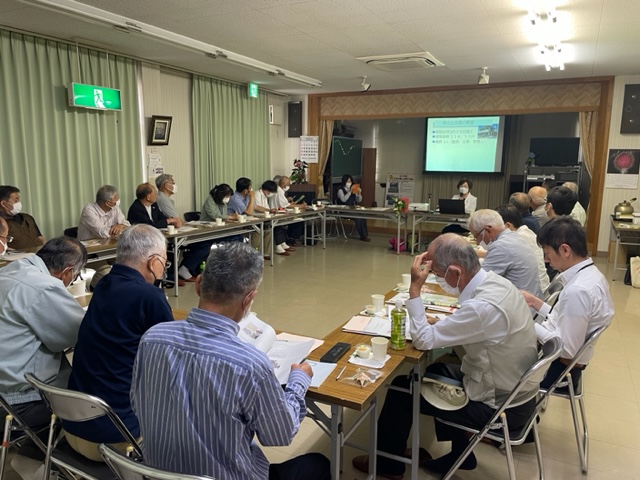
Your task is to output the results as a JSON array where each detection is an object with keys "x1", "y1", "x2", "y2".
[
  {"x1": 279, "y1": 176, "x2": 291, "y2": 189},
  {"x1": 427, "y1": 233, "x2": 480, "y2": 276},
  {"x1": 528, "y1": 186, "x2": 547, "y2": 208},
  {"x1": 509, "y1": 192, "x2": 530, "y2": 214}
]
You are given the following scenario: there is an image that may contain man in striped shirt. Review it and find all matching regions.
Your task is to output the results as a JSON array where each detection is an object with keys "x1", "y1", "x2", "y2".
[{"x1": 131, "y1": 242, "x2": 330, "y2": 480}]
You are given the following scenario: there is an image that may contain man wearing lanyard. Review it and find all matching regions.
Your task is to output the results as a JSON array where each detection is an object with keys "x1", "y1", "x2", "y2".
[{"x1": 521, "y1": 216, "x2": 614, "y2": 389}]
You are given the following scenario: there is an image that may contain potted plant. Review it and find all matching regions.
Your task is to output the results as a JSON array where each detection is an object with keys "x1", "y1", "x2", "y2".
[{"x1": 290, "y1": 159, "x2": 308, "y2": 184}]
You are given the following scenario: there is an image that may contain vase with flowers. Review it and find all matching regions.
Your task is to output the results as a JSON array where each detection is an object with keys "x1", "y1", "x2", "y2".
[{"x1": 290, "y1": 159, "x2": 308, "y2": 184}]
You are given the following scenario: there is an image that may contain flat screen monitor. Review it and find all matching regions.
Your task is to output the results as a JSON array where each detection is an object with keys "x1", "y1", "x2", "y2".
[
  {"x1": 529, "y1": 137, "x2": 580, "y2": 166},
  {"x1": 424, "y1": 115, "x2": 506, "y2": 173}
]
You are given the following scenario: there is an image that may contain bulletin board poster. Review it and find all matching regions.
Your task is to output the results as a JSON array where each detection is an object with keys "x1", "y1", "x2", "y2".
[
  {"x1": 300, "y1": 136, "x2": 319, "y2": 164},
  {"x1": 147, "y1": 153, "x2": 164, "y2": 182},
  {"x1": 385, "y1": 173, "x2": 415, "y2": 206},
  {"x1": 605, "y1": 149, "x2": 640, "y2": 189}
]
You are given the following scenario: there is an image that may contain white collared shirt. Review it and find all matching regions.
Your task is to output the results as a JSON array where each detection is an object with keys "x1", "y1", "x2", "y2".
[
  {"x1": 534, "y1": 258, "x2": 614, "y2": 362},
  {"x1": 77, "y1": 202, "x2": 130, "y2": 240}
]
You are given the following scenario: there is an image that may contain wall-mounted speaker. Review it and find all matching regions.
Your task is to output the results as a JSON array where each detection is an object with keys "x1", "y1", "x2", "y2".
[
  {"x1": 288, "y1": 101, "x2": 302, "y2": 138},
  {"x1": 620, "y1": 84, "x2": 640, "y2": 134}
]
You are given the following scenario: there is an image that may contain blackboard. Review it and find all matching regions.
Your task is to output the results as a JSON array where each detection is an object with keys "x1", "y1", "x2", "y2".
[{"x1": 332, "y1": 137, "x2": 363, "y2": 178}]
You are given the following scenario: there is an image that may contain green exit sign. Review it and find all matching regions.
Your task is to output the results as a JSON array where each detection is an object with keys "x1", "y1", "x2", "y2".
[
  {"x1": 248, "y1": 82, "x2": 259, "y2": 98},
  {"x1": 67, "y1": 83, "x2": 122, "y2": 111}
]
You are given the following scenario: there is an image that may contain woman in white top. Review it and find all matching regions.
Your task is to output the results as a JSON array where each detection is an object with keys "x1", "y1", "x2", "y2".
[{"x1": 443, "y1": 178, "x2": 477, "y2": 234}]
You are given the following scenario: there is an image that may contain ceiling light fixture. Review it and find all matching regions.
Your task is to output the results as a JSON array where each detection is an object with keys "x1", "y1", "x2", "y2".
[
  {"x1": 360, "y1": 76, "x2": 371, "y2": 92},
  {"x1": 527, "y1": 2, "x2": 566, "y2": 71},
  {"x1": 20, "y1": 0, "x2": 323, "y2": 88},
  {"x1": 477, "y1": 67, "x2": 489, "y2": 85},
  {"x1": 540, "y1": 44, "x2": 565, "y2": 71}
]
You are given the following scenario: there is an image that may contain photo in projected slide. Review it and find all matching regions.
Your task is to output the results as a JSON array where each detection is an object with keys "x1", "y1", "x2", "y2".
[{"x1": 424, "y1": 116, "x2": 505, "y2": 173}]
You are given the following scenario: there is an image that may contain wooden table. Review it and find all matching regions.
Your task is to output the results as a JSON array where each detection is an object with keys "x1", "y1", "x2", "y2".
[
  {"x1": 610, "y1": 216, "x2": 640, "y2": 280},
  {"x1": 407, "y1": 210, "x2": 469, "y2": 254}
]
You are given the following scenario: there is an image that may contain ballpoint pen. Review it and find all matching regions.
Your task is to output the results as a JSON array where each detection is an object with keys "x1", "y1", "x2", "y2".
[{"x1": 335, "y1": 365, "x2": 346, "y2": 381}]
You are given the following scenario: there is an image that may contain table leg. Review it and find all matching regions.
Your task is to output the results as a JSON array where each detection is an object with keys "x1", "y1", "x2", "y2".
[
  {"x1": 614, "y1": 230, "x2": 620, "y2": 281},
  {"x1": 368, "y1": 397, "x2": 377, "y2": 480},
  {"x1": 330, "y1": 405, "x2": 343, "y2": 480},
  {"x1": 410, "y1": 364, "x2": 421, "y2": 480},
  {"x1": 396, "y1": 216, "x2": 401, "y2": 255},
  {"x1": 323, "y1": 211, "x2": 326, "y2": 249}
]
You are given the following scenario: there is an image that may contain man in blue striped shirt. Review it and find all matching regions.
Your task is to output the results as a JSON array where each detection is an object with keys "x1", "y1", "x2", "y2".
[{"x1": 131, "y1": 242, "x2": 330, "y2": 480}]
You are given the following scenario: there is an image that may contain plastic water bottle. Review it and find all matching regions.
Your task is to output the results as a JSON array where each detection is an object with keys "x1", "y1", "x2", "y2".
[
  {"x1": 390, "y1": 300, "x2": 406, "y2": 350},
  {"x1": 199, "y1": 261, "x2": 206, "y2": 274}
]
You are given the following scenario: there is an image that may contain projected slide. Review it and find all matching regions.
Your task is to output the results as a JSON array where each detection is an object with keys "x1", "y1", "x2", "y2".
[{"x1": 424, "y1": 116, "x2": 505, "y2": 173}]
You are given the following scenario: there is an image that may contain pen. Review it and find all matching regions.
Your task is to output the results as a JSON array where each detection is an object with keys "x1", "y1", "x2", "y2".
[{"x1": 335, "y1": 365, "x2": 346, "y2": 381}]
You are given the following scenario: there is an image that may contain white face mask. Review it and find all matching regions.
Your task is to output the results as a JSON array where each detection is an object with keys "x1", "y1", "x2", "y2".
[
  {"x1": 345, "y1": 182, "x2": 352, "y2": 189},
  {"x1": 9, "y1": 201, "x2": 22, "y2": 215},
  {"x1": 283, "y1": 186, "x2": 290, "y2": 192},
  {"x1": 459, "y1": 187, "x2": 469, "y2": 195},
  {"x1": 222, "y1": 197, "x2": 231, "y2": 204},
  {"x1": 267, "y1": 192, "x2": 275, "y2": 198},
  {"x1": 435, "y1": 267, "x2": 460, "y2": 296},
  {"x1": 169, "y1": 184, "x2": 177, "y2": 194}
]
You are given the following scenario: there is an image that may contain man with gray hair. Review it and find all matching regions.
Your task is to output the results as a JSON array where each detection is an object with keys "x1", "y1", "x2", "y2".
[
  {"x1": 469, "y1": 209, "x2": 542, "y2": 298},
  {"x1": 155, "y1": 173, "x2": 179, "y2": 219},
  {"x1": 0, "y1": 236, "x2": 87, "y2": 430},
  {"x1": 528, "y1": 185, "x2": 549, "y2": 229},
  {"x1": 132, "y1": 243, "x2": 330, "y2": 480},
  {"x1": 63, "y1": 224, "x2": 174, "y2": 461},
  {"x1": 77, "y1": 185, "x2": 130, "y2": 240},
  {"x1": 563, "y1": 181, "x2": 586, "y2": 226},
  {"x1": 353, "y1": 234, "x2": 538, "y2": 477},
  {"x1": 509, "y1": 191, "x2": 540, "y2": 234}
]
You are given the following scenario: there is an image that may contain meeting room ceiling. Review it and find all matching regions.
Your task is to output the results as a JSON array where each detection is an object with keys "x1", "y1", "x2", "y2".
[{"x1": 1, "y1": 0, "x2": 639, "y2": 94}]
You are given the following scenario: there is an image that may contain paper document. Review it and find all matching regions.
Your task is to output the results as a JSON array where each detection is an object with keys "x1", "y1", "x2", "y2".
[
  {"x1": 305, "y1": 360, "x2": 337, "y2": 388},
  {"x1": 238, "y1": 314, "x2": 318, "y2": 384},
  {"x1": 342, "y1": 315, "x2": 412, "y2": 341},
  {"x1": 387, "y1": 292, "x2": 460, "y2": 309},
  {"x1": 276, "y1": 332, "x2": 324, "y2": 353}
]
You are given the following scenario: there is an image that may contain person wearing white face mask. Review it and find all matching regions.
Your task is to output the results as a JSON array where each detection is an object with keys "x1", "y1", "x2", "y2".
[
  {"x1": 155, "y1": 173, "x2": 181, "y2": 220},
  {"x1": 0, "y1": 185, "x2": 46, "y2": 249},
  {"x1": 442, "y1": 178, "x2": 478, "y2": 235},
  {"x1": 353, "y1": 233, "x2": 538, "y2": 478},
  {"x1": 255, "y1": 180, "x2": 294, "y2": 257},
  {"x1": 78, "y1": 184, "x2": 131, "y2": 241},
  {"x1": 469, "y1": 209, "x2": 543, "y2": 298},
  {"x1": 336, "y1": 173, "x2": 370, "y2": 242},
  {"x1": 271, "y1": 175, "x2": 306, "y2": 246},
  {"x1": 199, "y1": 183, "x2": 244, "y2": 245}
]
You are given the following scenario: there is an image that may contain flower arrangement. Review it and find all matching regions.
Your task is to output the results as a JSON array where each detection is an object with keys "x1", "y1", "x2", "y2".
[
  {"x1": 526, "y1": 151, "x2": 537, "y2": 167},
  {"x1": 290, "y1": 159, "x2": 308, "y2": 184},
  {"x1": 392, "y1": 197, "x2": 408, "y2": 216}
]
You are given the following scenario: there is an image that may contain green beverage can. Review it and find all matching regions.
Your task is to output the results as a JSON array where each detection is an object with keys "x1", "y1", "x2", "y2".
[{"x1": 390, "y1": 300, "x2": 406, "y2": 350}]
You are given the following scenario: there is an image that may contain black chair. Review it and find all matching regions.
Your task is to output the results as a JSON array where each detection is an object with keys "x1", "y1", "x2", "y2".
[
  {"x1": 63, "y1": 227, "x2": 78, "y2": 238},
  {"x1": 184, "y1": 212, "x2": 201, "y2": 222},
  {"x1": 437, "y1": 337, "x2": 563, "y2": 480}
]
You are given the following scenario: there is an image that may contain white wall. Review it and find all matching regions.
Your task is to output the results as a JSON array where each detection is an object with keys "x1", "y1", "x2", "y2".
[
  {"x1": 140, "y1": 64, "x2": 195, "y2": 215},
  {"x1": 597, "y1": 75, "x2": 640, "y2": 252}
]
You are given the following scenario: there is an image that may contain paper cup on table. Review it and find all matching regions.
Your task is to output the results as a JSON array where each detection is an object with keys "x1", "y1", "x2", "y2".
[
  {"x1": 167, "y1": 225, "x2": 176, "y2": 234},
  {"x1": 371, "y1": 294, "x2": 385, "y2": 313},
  {"x1": 238, "y1": 215, "x2": 246, "y2": 223},
  {"x1": 365, "y1": 304, "x2": 377, "y2": 315},
  {"x1": 402, "y1": 274, "x2": 411, "y2": 287},
  {"x1": 215, "y1": 218, "x2": 223, "y2": 226},
  {"x1": 264, "y1": 211, "x2": 271, "y2": 218},
  {"x1": 68, "y1": 279, "x2": 87, "y2": 297},
  {"x1": 293, "y1": 207, "x2": 300, "y2": 213},
  {"x1": 371, "y1": 337, "x2": 388, "y2": 362},
  {"x1": 316, "y1": 201, "x2": 322, "y2": 206}
]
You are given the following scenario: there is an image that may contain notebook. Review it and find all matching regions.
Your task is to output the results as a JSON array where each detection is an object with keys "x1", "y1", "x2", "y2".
[{"x1": 438, "y1": 199, "x2": 466, "y2": 215}]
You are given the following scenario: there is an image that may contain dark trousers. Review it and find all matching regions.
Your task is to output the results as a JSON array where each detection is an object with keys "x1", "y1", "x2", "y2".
[
  {"x1": 541, "y1": 358, "x2": 584, "y2": 390},
  {"x1": 377, "y1": 363, "x2": 535, "y2": 475},
  {"x1": 287, "y1": 221, "x2": 305, "y2": 241},
  {"x1": 0, "y1": 400, "x2": 50, "y2": 434},
  {"x1": 180, "y1": 241, "x2": 213, "y2": 275},
  {"x1": 269, "y1": 453, "x2": 330, "y2": 480},
  {"x1": 353, "y1": 218, "x2": 368, "y2": 239}
]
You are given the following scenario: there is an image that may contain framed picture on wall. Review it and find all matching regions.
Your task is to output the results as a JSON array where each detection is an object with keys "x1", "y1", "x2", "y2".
[{"x1": 148, "y1": 115, "x2": 173, "y2": 145}]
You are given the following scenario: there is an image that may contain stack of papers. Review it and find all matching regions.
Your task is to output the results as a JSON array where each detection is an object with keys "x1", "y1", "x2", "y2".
[
  {"x1": 386, "y1": 292, "x2": 460, "y2": 313},
  {"x1": 342, "y1": 315, "x2": 412, "y2": 341}
]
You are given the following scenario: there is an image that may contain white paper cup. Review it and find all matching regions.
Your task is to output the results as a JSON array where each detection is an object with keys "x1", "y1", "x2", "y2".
[
  {"x1": 68, "y1": 279, "x2": 87, "y2": 297},
  {"x1": 402, "y1": 274, "x2": 411, "y2": 287},
  {"x1": 238, "y1": 215, "x2": 246, "y2": 223},
  {"x1": 316, "y1": 201, "x2": 322, "y2": 206},
  {"x1": 371, "y1": 294, "x2": 385, "y2": 313},
  {"x1": 365, "y1": 304, "x2": 376, "y2": 315},
  {"x1": 355, "y1": 344, "x2": 372, "y2": 358},
  {"x1": 215, "y1": 218, "x2": 223, "y2": 226},
  {"x1": 264, "y1": 211, "x2": 271, "y2": 218},
  {"x1": 371, "y1": 337, "x2": 388, "y2": 362},
  {"x1": 167, "y1": 225, "x2": 176, "y2": 234},
  {"x1": 293, "y1": 207, "x2": 300, "y2": 213}
]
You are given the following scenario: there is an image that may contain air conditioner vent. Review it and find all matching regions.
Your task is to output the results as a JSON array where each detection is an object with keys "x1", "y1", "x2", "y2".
[{"x1": 357, "y1": 52, "x2": 445, "y2": 71}]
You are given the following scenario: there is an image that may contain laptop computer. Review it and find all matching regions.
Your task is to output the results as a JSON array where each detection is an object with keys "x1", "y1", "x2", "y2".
[{"x1": 438, "y1": 199, "x2": 466, "y2": 215}]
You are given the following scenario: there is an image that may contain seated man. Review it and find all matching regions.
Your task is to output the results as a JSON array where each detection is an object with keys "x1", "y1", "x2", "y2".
[
  {"x1": 77, "y1": 185, "x2": 130, "y2": 241},
  {"x1": 0, "y1": 185, "x2": 46, "y2": 249},
  {"x1": 509, "y1": 191, "x2": 540, "y2": 234},
  {"x1": 521, "y1": 217, "x2": 614, "y2": 389},
  {"x1": 0, "y1": 236, "x2": 87, "y2": 429},
  {"x1": 496, "y1": 204, "x2": 549, "y2": 292},
  {"x1": 563, "y1": 182, "x2": 586, "y2": 226},
  {"x1": 545, "y1": 185, "x2": 577, "y2": 220},
  {"x1": 127, "y1": 182, "x2": 183, "y2": 229},
  {"x1": 353, "y1": 234, "x2": 538, "y2": 477},
  {"x1": 271, "y1": 175, "x2": 305, "y2": 245},
  {"x1": 528, "y1": 186, "x2": 549, "y2": 229},
  {"x1": 256, "y1": 180, "x2": 294, "y2": 257},
  {"x1": 469, "y1": 209, "x2": 543, "y2": 298},
  {"x1": 155, "y1": 173, "x2": 209, "y2": 281},
  {"x1": 227, "y1": 177, "x2": 255, "y2": 216},
  {"x1": 131, "y1": 243, "x2": 330, "y2": 480},
  {"x1": 63, "y1": 225, "x2": 174, "y2": 461}
]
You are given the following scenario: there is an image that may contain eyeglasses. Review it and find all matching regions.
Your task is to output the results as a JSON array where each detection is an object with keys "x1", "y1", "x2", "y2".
[
  {"x1": 149, "y1": 254, "x2": 171, "y2": 270},
  {"x1": 0, "y1": 235, "x2": 13, "y2": 243},
  {"x1": 474, "y1": 228, "x2": 486, "y2": 242}
]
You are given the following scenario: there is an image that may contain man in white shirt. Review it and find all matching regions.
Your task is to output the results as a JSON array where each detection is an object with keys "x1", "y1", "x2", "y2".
[
  {"x1": 496, "y1": 204, "x2": 550, "y2": 292},
  {"x1": 353, "y1": 234, "x2": 538, "y2": 478},
  {"x1": 469, "y1": 209, "x2": 543, "y2": 298},
  {"x1": 563, "y1": 182, "x2": 587, "y2": 226},
  {"x1": 521, "y1": 216, "x2": 614, "y2": 389},
  {"x1": 255, "y1": 180, "x2": 294, "y2": 257},
  {"x1": 77, "y1": 185, "x2": 130, "y2": 240},
  {"x1": 270, "y1": 176, "x2": 305, "y2": 246}
]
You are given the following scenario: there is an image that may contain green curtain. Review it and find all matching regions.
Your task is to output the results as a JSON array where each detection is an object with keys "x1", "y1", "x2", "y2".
[
  {"x1": 192, "y1": 75, "x2": 269, "y2": 205},
  {"x1": 0, "y1": 30, "x2": 140, "y2": 239}
]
